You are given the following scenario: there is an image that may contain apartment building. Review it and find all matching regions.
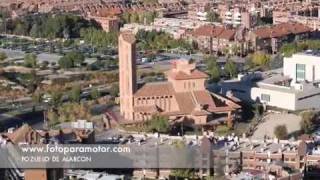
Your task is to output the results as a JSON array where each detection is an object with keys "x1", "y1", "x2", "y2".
[
  {"x1": 189, "y1": 25, "x2": 249, "y2": 55},
  {"x1": 205, "y1": 135, "x2": 320, "y2": 179},
  {"x1": 218, "y1": 4, "x2": 258, "y2": 29},
  {"x1": 187, "y1": 1, "x2": 213, "y2": 21},
  {"x1": 249, "y1": 23, "x2": 312, "y2": 54},
  {"x1": 0, "y1": 123, "x2": 95, "y2": 180},
  {"x1": 273, "y1": 6, "x2": 320, "y2": 31},
  {"x1": 121, "y1": 18, "x2": 210, "y2": 39}
]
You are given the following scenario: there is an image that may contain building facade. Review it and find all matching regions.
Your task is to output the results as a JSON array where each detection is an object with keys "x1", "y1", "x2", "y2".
[
  {"x1": 221, "y1": 52, "x2": 320, "y2": 111},
  {"x1": 118, "y1": 32, "x2": 241, "y2": 126}
]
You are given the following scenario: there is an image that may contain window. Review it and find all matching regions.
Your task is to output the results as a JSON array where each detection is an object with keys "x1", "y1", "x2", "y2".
[
  {"x1": 296, "y1": 64, "x2": 306, "y2": 81},
  {"x1": 261, "y1": 94, "x2": 270, "y2": 102}
]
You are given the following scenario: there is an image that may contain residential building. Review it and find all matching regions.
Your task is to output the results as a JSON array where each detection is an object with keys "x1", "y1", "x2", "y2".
[
  {"x1": 249, "y1": 23, "x2": 312, "y2": 54},
  {"x1": 221, "y1": 51, "x2": 320, "y2": 111},
  {"x1": 190, "y1": 25, "x2": 248, "y2": 55},
  {"x1": 273, "y1": 6, "x2": 320, "y2": 31},
  {"x1": 0, "y1": 123, "x2": 95, "y2": 180},
  {"x1": 187, "y1": 1, "x2": 213, "y2": 21},
  {"x1": 122, "y1": 18, "x2": 210, "y2": 39}
]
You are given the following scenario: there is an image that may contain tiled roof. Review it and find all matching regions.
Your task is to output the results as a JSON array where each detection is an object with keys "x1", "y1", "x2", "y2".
[
  {"x1": 134, "y1": 82, "x2": 175, "y2": 97},
  {"x1": 174, "y1": 90, "x2": 239, "y2": 115},
  {"x1": 167, "y1": 69, "x2": 209, "y2": 80},
  {"x1": 175, "y1": 92, "x2": 196, "y2": 114},
  {"x1": 254, "y1": 23, "x2": 312, "y2": 39},
  {"x1": 192, "y1": 25, "x2": 236, "y2": 40}
]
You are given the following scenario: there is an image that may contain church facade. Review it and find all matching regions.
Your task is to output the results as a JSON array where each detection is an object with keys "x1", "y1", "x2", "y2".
[{"x1": 119, "y1": 32, "x2": 241, "y2": 127}]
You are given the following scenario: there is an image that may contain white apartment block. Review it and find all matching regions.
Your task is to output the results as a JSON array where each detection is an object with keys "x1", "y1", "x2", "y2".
[{"x1": 221, "y1": 51, "x2": 320, "y2": 111}]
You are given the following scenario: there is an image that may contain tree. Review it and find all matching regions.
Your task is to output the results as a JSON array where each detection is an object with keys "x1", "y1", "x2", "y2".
[
  {"x1": 206, "y1": 11, "x2": 220, "y2": 22},
  {"x1": 50, "y1": 91, "x2": 63, "y2": 108},
  {"x1": 224, "y1": 59, "x2": 237, "y2": 78},
  {"x1": 69, "y1": 84, "x2": 81, "y2": 103},
  {"x1": 58, "y1": 51, "x2": 84, "y2": 69},
  {"x1": 250, "y1": 52, "x2": 271, "y2": 67},
  {"x1": 24, "y1": 53, "x2": 37, "y2": 68},
  {"x1": 300, "y1": 111, "x2": 317, "y2": 134},
  {"x1": 32, "y1": 92, "x2": 43, "y2": 104},
  {"x1": 280, "y1": 43, "x2": 298, "y2": 57},
  {"x1": 147, "y1": 115, "x2": 170, "y2": 133},
  {"x1": 90, "y1": 88, "x2": 100, "y2": 100},
  {"x1": 0, "y1": 51, "x2": 7, "y2": 61},
  {"x1": 170, "y1": 169, "x2": 194, "y2": 179},
  {"x1": 205, "y1": 56, "x2": 220, "y2": 83},
  {"x1": 109, "y1": 83, "x2": 119, "y2": 97},
  {"x1": 274, "y1": 125, "x2": 288, "y2": 140}
]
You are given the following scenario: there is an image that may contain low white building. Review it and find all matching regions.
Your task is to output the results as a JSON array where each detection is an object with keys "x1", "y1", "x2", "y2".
[{"x1": 221, "y1": 51, "x2": 320, "y2": 111}]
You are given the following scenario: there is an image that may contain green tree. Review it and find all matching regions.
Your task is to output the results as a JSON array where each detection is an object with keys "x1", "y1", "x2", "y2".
[
  {"x1": 224, "y1": 59, "x2": 237, "y2": 78},
  {"x1": 206, "y1": 11, "x2": 220, "y2": 22},
  {"x1": 24, "y1": 53, "x2": 37, "y2": 68},
  {"x1": 58, "y1": 56, "x2": 73, "y2": 69},
  {"x1": 0, "y1": 51, "x2": 7, "y2": 61},
  {"x1": 250, "y1": 52, "x2": 270, "y2": 67},
  {"x1": 300, "y1": 111, "x2": 317, "y2": 134},
  {"x1": 147, "y1": 115, "x2": 170, "y2": 133},
  {"x1": 274, "y1": 125, "x2": 288, "y2": 140},
  {"x1": 58, "y1": 51, "x2": 84, "y2": 69},
  {"x1": 205, "y1": 56, "x2": 220, "y2": 83},
  {"x1": 90, "y1": 88, "x2": 100, "y2": 100},
  {"x1": 69, "y1": 84, "x2": 81, "y2": 103},
  {"x1": 280, "y1": 43, "x2": 297, "y2": 57},
  {"x1": 50, "y1": 91, "x2": 63, "y2": 108},
  {"x1": 170, "y1": 169, "x2": 194, "y2": 179},
  {"x1": 110, "y1": 83, "x2": 119, "y2": 97}
]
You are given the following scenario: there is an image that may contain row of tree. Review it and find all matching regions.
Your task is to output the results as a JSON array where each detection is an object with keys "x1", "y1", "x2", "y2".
[
  {"x1": 136, "y1": 30, "x2": 192, "y2": 52},
  {"x1": 280, "y1": 40, "x2": 320, "y2": 57},
  {"x1": 205, "y1": 55, "x2": 238, "y2": 83},
  {"x1": 121, "y1": 11, "x2": 158, "y2": 25},
  {"x1": 80, "y1": 28, "x2": 118, "y2": 48},
  {"x1": 0, "y1": 13, "x2": 100, "y2": 39}
]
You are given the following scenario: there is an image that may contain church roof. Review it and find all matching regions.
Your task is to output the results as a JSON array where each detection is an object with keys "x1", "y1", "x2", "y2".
[
  {"x1": 167, "y1": 69, "x2": 209, "y2": 80},
  {"x1": 134, "y1": 82, "x2": 175, "y2": 97}
]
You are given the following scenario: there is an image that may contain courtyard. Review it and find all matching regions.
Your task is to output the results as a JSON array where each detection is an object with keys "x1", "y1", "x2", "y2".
[{"x1": 252, "y1": 112, "x2": 302, "y2": 139}]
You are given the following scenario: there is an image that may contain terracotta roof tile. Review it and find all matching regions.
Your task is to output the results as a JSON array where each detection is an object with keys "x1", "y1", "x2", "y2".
[
  {"x1": 192, "y1": 25, "x2": 235, "y2": 40},
  {"x1": 174, "y1": 92, "x2": 196, "y2": 114},
  {"x1": 134, "y1": 82, "x2": 175, "y2": 97},
  {"x1": 168, "y1": 69, "x2": 209, "y2": 80},
  {"x1": 254, "y1": 23, "x2": 312, "y2": 39}
]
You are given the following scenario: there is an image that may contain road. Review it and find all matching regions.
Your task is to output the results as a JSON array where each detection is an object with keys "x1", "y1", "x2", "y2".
[{"x1": 0, "y1": 110, "x2": 44, "y2": 132}]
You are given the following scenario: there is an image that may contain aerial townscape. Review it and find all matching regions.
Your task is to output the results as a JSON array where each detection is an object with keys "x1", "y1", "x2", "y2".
[{"x1": 0, "y1": 0, "x2": 320, "y2": 179}]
